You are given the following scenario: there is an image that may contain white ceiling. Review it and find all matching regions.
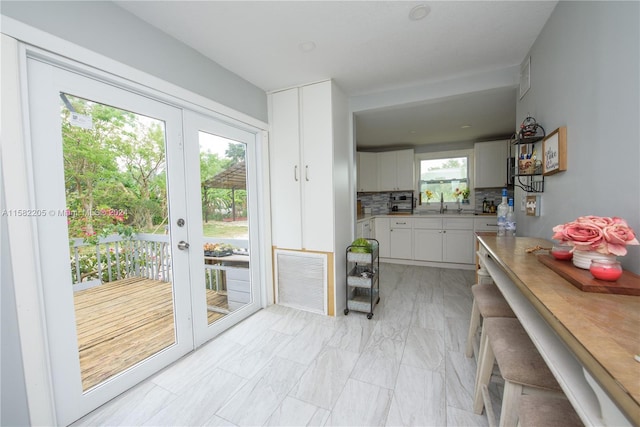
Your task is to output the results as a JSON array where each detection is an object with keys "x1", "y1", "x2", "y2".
[{"x1": 115, "y1": 1, "x2": 557, "y2": 149}]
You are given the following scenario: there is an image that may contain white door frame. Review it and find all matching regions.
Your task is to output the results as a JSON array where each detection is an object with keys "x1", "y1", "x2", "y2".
[
  {"x1": 3, "y1": 35, "x2": 272, "y2": 425},
  {"x1": 26, "y1": 56, "x2": 194, "y2": 426}
]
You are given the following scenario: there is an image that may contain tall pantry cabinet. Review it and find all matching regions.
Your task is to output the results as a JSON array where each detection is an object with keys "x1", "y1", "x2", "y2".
[{"x1": 269, "y1": 80, "x2": 350, "y2": 316}]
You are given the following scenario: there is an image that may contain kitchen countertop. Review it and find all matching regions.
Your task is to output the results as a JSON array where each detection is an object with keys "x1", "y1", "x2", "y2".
[
  {"x1": 357, "y1": 212, "x2": 496, "y2": 221},
  {"x1": 477, "y1": 235, "x2": 640, "y2": 426}
]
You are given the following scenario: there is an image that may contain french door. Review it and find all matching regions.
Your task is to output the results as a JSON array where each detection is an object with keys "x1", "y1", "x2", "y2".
[
  {"x1": 183, "y1": 110, "x2": 263, "y2": 346},
  {"x1": 26, "y1": 56, "x2": 261, "y2": 425}
]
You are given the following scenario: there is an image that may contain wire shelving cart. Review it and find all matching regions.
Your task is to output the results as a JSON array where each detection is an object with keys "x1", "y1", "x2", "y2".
[{"x1": 344, "y1": 238, "x2": 380, "y2": 319}]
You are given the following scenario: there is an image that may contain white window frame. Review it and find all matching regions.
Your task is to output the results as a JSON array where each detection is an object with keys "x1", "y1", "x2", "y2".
[{"x1": 415, "y1": 148, "x2": 475, "y2": 212}]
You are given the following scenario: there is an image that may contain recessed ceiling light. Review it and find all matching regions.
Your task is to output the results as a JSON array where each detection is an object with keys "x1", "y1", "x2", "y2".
[
  {"x1": 410, "y1": 130, "x2": 417, "y2": 134},
  {"x1": 298, "y1": 41, "x2": 316, "y2": 53},
  {"x1": 409, "y1": 3, "x2": 431, "y2": 21},
  {"x1": 461, "y1": 125, "x2": 472, "y2": 129}
]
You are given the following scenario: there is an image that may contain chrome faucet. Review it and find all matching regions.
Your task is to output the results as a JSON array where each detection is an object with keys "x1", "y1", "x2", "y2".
[{"x1": 439, "y1": 192, "x2": 447, "y2": 214}]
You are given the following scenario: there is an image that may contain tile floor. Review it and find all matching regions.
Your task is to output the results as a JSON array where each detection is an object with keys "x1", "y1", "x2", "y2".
[{"x1": 73, "y1": 264, "x2": 497, "y2": 426}]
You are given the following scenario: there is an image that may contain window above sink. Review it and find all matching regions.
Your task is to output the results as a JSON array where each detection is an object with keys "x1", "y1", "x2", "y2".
[{"x1": 416, "y1": 149, "x2": 475, "y2": 212}]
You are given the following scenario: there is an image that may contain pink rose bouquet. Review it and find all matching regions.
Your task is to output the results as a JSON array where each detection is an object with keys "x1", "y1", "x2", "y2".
[{"x1": 552, "y1": 215, "x2": 639, "y2": 256}]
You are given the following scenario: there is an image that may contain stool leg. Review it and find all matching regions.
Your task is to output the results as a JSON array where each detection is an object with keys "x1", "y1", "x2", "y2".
[
  {"x1": 465, "y1": 299, "x2": 481, "y2": 358},
  {"x1": 473, "y1": 324, "x2": 494, "y2": 414},
  {"x1": 498, "y1": 380, "x2": 523, "y2": 427}
]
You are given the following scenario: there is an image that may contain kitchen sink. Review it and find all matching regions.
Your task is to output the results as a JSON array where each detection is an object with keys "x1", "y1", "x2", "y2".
[{"x1": 416, "y1": 210, "x2": 476, "y2": 216}]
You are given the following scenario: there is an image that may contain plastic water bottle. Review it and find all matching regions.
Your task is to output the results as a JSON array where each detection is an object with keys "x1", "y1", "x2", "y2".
[
  {"x1": 506, "y1": 198, "x2": 516, "y2": 236},
  {"x1": 497, "y1": 188, "x2": 508, "y2": 236}
]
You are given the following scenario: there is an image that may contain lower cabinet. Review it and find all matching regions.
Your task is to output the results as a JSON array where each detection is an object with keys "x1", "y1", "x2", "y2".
[
  {"x1": 414, "y1": 218, "x2": 443, "y2": 261},
  {"x1": 443, "y1": 229, "x2": 474, "y2": 264},
  {"x1": 413, "y1": 218, "x2": 474, "y2": 264},
  {"x1": 372, "y1": 216, "x2": 475, "y2": 265},
  {"x1": 374, "y1": 218, "x2": 390, "y2": 258},
  {"x1": 389, "y1": 218, "x2": 413, "y2": 260}
]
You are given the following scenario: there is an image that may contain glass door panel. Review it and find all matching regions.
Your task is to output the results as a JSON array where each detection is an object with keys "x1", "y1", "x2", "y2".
[
  {"x1": 183, "y1": 110, "x2": 262, "y2": 346},
  {"x1": 199, "y1": 131, "x2": 250, "y2": 324},
  {"x1": 27, "y1": 58, "x2": 193, "y2": 426},
  {"x1": 61, "y1": 93, "x2": 177, "y2": 391}
]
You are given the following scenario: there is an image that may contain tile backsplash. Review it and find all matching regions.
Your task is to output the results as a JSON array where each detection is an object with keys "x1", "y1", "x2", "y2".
[
  {"x1": 357, "y1": 191, "x2": 414, "y2": 214},
  {"x1": 474, "y1": 188, "x2": 514, "y2": 213},
  {"x1": 358, "y1": 188, "x2": 513, "y2": 214}
]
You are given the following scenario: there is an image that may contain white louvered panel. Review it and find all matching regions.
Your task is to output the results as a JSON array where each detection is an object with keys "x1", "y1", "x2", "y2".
[{"x1": 275, "y1": 250, "x2": 327, "y2": 315}]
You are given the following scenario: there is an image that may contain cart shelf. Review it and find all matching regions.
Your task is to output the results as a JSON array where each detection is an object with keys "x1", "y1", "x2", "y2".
[{"x1": 344, "y1": 238, "x2": 380, "y2": 319}]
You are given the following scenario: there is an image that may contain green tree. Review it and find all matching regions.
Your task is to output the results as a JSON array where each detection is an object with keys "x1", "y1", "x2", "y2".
[
  {"x1": 62, "y1": 96, "x2": 131, "y2": 237},
  {"x1": 117, "y1": 121, "x2": 167, "y2": 230},
  {"x1": 200, "y1": 150, "x2": 228, "y2": 222},
  {"x1": 225, "y1": 143, "x2": 245, "y2": 165}
]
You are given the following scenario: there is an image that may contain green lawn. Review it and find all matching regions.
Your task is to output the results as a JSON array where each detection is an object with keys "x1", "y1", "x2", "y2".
[
  {"x1": 202, "y1": 221, "x2": 248, "y2": 239},
  {"x1": 139, "y1": 220, "x2": 247, "y2": 238}
]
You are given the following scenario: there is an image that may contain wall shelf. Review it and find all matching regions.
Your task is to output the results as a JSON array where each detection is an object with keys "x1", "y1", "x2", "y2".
[{"x1": 509, "y1": 119, "x2": 546, "y2": 193}]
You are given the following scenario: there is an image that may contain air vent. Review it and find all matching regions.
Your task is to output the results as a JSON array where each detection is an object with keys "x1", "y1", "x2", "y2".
[{"x1": 275, "y1": 250, "x2": 327, "y2": 314}]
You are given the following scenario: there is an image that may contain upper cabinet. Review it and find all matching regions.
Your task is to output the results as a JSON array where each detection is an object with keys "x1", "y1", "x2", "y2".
[
  {"x1": 377, "y1": 149, "x2": 415, "y2": 191},
  {"x1": 356, "y1": 152, "x2": 378, "y2": 192},
  {"x1": 474, "y1": 140, "x2": 508, "y2": 188}
]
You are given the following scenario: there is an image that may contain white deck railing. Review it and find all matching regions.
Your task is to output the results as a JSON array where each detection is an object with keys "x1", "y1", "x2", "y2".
[
  {"x1": 70, "y1": 233, "x2": 171, "y2": 285},
  {"x1": 70, "y1": 234, "x2": 249, "y2": 290}
]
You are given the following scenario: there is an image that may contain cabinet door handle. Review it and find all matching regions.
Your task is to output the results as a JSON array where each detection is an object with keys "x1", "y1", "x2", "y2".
[
  {"x1": 305, "y1": 165, "x2": 310, "y2": 181},
  {"x1": 294, "y1": 165, "x2": 299, "y2": 181}
]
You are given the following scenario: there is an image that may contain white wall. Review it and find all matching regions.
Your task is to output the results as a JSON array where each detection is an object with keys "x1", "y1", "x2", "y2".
[
  {"x1": 516, "y1": 1, "x2": 640, "y2": 274},
  {"x1": 1, "y1": 183, "x2": 31, "y2": 426},
  {"x1": 0, "y1": 1, "x2": 267, "y2": 122}
]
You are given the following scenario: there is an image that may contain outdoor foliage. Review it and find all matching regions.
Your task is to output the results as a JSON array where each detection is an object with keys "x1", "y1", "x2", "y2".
[
  {"x1": 62, "y1": 96, "x2": 248, "y2": 283},
  {"x1": 62, "y1": 95, "x2": 167, "y2": 238}
]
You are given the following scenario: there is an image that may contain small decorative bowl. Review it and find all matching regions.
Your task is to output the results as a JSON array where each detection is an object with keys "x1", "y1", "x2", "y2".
[
  {"x1": 590, "y1": 259, "x2": 623, "y2": 281},
  {"x1": 551, "y1": 244, "x2": 573, "y2": 261}
]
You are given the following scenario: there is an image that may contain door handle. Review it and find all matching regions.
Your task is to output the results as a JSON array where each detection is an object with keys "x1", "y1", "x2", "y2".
[
  {"x1": 294, "y1": 165, "x2": 299, "y2": 181},
  {"x1": 177, "y1": 241, "x2": 190, "y2": 250},
  {"x1": 305, "y1": 165, "x2": 310, "y2": 181}
]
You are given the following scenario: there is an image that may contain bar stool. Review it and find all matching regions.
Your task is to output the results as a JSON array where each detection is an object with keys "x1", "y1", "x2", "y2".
[
  {"x1": 465, "y1": 283, "x2": 516, "y2": 359},
  {"x1": 474, "y1": 317, "x2": 565, "y2": 427},
  {"x1": 518, "y1": 395, "x2": 583, "y2": 427}
]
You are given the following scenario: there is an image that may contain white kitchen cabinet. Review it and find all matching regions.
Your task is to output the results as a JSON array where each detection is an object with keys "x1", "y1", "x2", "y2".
[
  {"x1": 474, "y1": 140, "x2": 508, "y2": 188},
  {"x1": 357, "y1": 152, "x2": 378, "y2": 192},
  {"x1": 377, "y1": 149, "x2": 415, "y2": 191},
  {"x1": 269, "y1": 81, "x2": 346, "y2": 252},
  {"x1": 356, "y1": 218, "x2": 372, "y2": 239},
  {"x1": 374, "y1": 217, "x2": 390, "y2": 258},
  {"x1": 269, "y1": 80, "x2": 350, "y2": 316},
  {"x1": 442, "y1": 218, "x2": 474, "y2": 264},
  {"x1": 395, "y1": 149, "x2": 415, "y2": 190},
  {"x1": 414, "y1": 218, "x2": 443, "y2": 262},
  {"x1": 413, "y1": 217, "x2": 474, "y2": 264},
  {"x1": 362, "y1": 220, "x2": 371, "y2": 238},
  {"x1": 474, "y1": 216, "x2": 499, "y2": 232},
  {"x1": 389, "y1": 218, "x2": 413, "y2": 260},
  {"x1": 270, "y1": 88, "x2": 302, "y2": 249}
]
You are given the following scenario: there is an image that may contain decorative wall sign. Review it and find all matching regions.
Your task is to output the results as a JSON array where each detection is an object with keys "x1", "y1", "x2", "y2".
[
  {"x1": 543, "y1": 127, "x2": 567, "y2": 176},
  {"x1": 519, "y1": 57, "x2": 531, "y2": 99},
  {"x1": 526, "y1": 195, "x2": 541, "y2": 216}
]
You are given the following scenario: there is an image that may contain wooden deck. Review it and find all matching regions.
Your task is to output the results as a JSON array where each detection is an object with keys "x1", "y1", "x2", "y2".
[
  {"x1": 207, "y1": 289, "x2": 229, "y2": 324},
  {"x1": 74, "y1": 277, "x2": 230, "y2": 390},
  {"x1": 74, "y1": 277, "x2": 175, "y2": 390}
]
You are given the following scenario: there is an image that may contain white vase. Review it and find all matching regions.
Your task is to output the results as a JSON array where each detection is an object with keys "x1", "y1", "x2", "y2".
[{"x1": 572, "y1": 251, "x2": 617, "y2": 269}]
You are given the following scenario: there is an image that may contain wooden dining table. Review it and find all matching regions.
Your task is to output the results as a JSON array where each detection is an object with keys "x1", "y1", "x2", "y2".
[{"x1": 476, "y1": 234, "x2": 640, "y2": 426}]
